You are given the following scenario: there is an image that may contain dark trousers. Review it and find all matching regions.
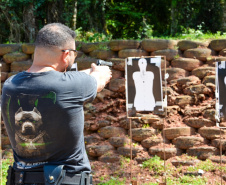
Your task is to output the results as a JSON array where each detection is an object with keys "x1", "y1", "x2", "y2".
[{"x1": 7, "y1": 166, "x2": 92, "y2": 185}]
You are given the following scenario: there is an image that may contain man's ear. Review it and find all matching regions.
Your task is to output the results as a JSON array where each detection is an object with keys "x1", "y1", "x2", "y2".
[{"x1": 62, "y1": 50, "x2": 69, "y2": 64}]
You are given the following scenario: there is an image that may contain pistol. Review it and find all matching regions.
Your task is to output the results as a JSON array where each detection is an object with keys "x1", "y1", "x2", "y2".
[
  {"x1": 71, "y1": 59, "x2": 113, "y2": 71},
  {"x1": 96, "y1": 59, "x2": 113, "y2": 67}
]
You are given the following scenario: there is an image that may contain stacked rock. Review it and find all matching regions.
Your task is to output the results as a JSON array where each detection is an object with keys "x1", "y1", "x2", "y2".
[{"x1": 1, "y1": 39, "x2": 226, "y2": 163}]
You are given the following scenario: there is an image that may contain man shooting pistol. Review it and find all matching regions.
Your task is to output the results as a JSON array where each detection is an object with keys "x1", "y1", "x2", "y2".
[{"x1": 1, "y1": 23, "x2": 112, "y2": 185}]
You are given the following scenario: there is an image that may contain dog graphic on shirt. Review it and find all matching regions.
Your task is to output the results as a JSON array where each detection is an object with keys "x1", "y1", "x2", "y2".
[{"x1": 15, "y1": 107, "x2": 48, "y2": 157}]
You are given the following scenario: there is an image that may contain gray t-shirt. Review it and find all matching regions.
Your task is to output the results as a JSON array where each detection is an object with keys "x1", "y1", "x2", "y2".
[{"x1": 1, "y1": 70, "x2": 97, "y2": 173}]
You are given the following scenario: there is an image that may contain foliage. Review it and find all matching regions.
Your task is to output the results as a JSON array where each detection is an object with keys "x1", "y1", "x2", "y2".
[
  {"x1": 169, "y1": 0, "x2": 224, "y2": 36},
  {"x1": 0, "y1": 0, "x2": 225, "y2": 43},
  {"x1": 77, "y1": 0, "x2": 107, "y2": 33},
  {"x1": 1, "y1": 158, "x2": 14, "y2": 185},
  {"x1": 75, "y1": 27, "x2": 112, "y2": 43},
  {"x1": 187, "y1": 159, "x2": 226, "y2": 173},
  {"x1": 98, "y1": 176, "x2": 126, "y2": 185},
  {"x1": 120, "y1": 156, "x2": 130, "y2": 168},
  {"x1": 174, "y1": 154, "x2": 198, "y2": 161},
  {"x1": 142, "y1": 124, "x2": 150, "y2": 128},
  {"x1": 142, "y1": 155, "x2": 164, "y2": 174},
  {"x1": 105, "y1": 1, "x2": 145, "y2": 39},
  {"x1": 2, "y1": 149, "x2": 225, "y2": 184},
  {"x1": 180, "y1": 176, "x2": 206, "y2": 184},
  {"x1": 166, "y1": 176, "x2": 208, "y2": 185},
  {"x1": 0, "y1": 0, "x2": 75, "y2": 43},
  {"x1": 146, "y1": 30, "x2": 226, "y2": 42}
]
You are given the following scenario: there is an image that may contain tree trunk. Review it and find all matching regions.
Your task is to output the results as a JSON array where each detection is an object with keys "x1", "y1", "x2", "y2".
[
  {"x1": 222, "y1": 0, "x2": 226, "y2": 31},
  {"x1": 0, "y1": 6, "x2": 21, "y2": 43},
  {"x1": 170, "y1": 0, "x2": 177, "y2": 36},
  {"x1": 85, "y1": 9, "x2": 94, "y2": 30},
  {"x1": 100, "y1": 0, "x2": 107, "y2": 34},
  {"x1": 23, "y1": 2, "x2": 35, "y2": 42},
  {"x1": 47, "y1": 0, "x2": 59, "y2": 23},
  {"x1": 92, "y1": 0, "x2": 107, "y2": 33},
  {"x1": 58, "y1": 0, "x2": 65, "y2": 23},
  {"x1": 72, "y1": 0, "x2": 77, "y2": 30}
]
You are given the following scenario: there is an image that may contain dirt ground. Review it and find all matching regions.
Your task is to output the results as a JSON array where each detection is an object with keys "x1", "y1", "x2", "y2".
[
  {"x1": 90, "y1": 155, "x2": 226, "y2": 185},
  {"x1": 1, "y1": 148, "x2": 226, "y2": 185}
]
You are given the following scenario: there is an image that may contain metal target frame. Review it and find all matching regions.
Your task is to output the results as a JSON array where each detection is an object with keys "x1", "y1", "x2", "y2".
[
  {"x1": 0, "y1": 64, "x2": 1, "y2": 166},
  {"x1": 215, "y1": 61, "x2": 226, "y2": 185},
  {"x1": 125, "y1": 56, "x2": 167, "y2": 119},
  {"x1": 125, "y1": 56, "x2": 168, "y2": 184}
]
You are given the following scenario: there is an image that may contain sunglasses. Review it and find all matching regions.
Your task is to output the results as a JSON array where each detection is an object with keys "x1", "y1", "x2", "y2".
[{"x1": 61, "y1": 49, "x2": 77, "y2": 54}]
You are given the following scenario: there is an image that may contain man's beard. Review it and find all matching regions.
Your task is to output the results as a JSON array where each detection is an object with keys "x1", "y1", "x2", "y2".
[
  {"x1": 66, "y1": 63, "x2": 72, "y2": 71},
  {"x1": 66, "y1": 59, "x2": 74, "y2": 71}
]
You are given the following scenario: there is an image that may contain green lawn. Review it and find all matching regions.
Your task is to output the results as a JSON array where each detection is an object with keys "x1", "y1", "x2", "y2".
[{"x1": 1, "y1": 158, "x2": 13, "y2": 185}]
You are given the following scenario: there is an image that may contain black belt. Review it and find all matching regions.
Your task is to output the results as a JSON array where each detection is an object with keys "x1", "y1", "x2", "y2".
[{"x1": 14, "y1": 171, "x2": 92, "y2": 185}]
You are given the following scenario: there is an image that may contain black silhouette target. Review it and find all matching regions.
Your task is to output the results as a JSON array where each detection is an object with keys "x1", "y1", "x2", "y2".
[{"x1": 126, "y1": 57, "x2": 164, "y2": 118}]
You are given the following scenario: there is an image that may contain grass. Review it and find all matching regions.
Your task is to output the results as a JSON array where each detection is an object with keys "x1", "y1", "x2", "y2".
[
  {"x1": 142, "y1": 155, "x2": 164, "y2": 175},
  {"x1": 174, "y1": 154, "x2": 198, "y2": 161},
  {"x1": 140, "y1": 155, "x2": 224, "y2": 185},
  {"x1": 187, "y1": 159, "x2": 226, "y2": 173},
  {"x1": 142, "y1": 124, "x2": 150, "y2": 128},
  {"x1": 149, "y1": 30, "x2": 226, "y2": 42},
  {"x1": 167, "y1": 175, "x2": 208, "y2": 185},
  {"x1": 98, "y1": 175, "x2": 208, "y2": 185},
  {"x1": 1, "y1": 150, "x2": 225, "y2": 185},
  {"x1": 75, "y1": 26, "x2": 226, "y2": 43},
  {"x1": 98, "y1": 177, "x2": 126, "y2": 185},
  {"x1": 1, "y1": 158, "x2": 13, "y2": 185},
  {"x1": 120, "y1": 156, "x2": 130, "y2": 168}
]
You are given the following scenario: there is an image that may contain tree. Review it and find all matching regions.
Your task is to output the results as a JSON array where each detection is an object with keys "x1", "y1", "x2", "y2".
[
  {"x1": 23, "y1": 0, "x2": 36, "y2": 42},
  {"x1": 72, "y1": 0, "x2": 78, "y2": 30},
  {"x1": 222, "y1": 0, "x2": 226, "y2": 31},
  {"x1": 0, "y1": 0, "x2": 23, "y2": 43},
  {"x1": 0, "y1": 0, "x2": 225, "y2": 43},
  {"x1": 76, "y1": 0, "x2": 107, "y2": 33},
  {"x1": 105, "y1": 1, "x2": 144, "y2": 39},
  {"x1": 170, "y1": 0, "x2": 178, "y2": 36}
]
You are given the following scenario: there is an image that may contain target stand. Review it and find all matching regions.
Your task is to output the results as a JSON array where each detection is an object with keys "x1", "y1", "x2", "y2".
[
  {"x1": 215, "y1": 61, "x2": 226, "y2": 185},
  {"x1": 125, "y1": 56, "x2": 168, "y2": 184}
]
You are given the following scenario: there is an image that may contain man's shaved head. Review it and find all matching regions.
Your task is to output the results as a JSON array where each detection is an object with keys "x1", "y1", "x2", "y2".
[{"x1": 35, "y1": 23, "x2": 76, "y2": 49}]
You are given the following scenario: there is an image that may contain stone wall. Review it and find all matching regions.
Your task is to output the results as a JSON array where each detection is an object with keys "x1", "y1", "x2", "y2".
[{"x1": 1, "y1": 39, "x2": 226, "y2": 163}]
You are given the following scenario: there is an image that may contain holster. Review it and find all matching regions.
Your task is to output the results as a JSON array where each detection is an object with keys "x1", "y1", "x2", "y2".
[
  {"x1": 6, "y1": 166, "x2": 14, "y2": 185},
  {"x1": 44, "y1": 164, "x2": 65, "y2": 185},
  {"x1": 6, "y1": 164, "x2": 92, "y2": 185}
]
